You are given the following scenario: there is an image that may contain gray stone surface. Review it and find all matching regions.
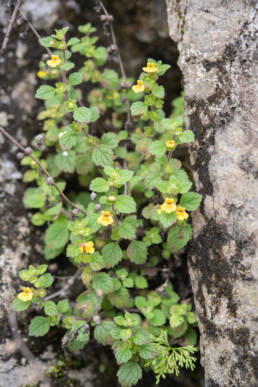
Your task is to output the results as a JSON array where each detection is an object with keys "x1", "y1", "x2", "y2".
[{"x1": 166, "y1": 1, "x2": 258, "y2": 386}]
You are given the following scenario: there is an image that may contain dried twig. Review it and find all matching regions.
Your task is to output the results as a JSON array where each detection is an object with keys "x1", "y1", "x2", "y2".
[
  {"x1": 97, "y1": 0, "x2": 132, "y2": 129},
  {"x1": 1, "y1": 0, "x2": 23, "y2": 54},
  {"x1": 44, "y1": 270, "x2": 80, "y2": 301},
  {"x1": 0, "y1": 126, "x2": 87, "y2": 216}
]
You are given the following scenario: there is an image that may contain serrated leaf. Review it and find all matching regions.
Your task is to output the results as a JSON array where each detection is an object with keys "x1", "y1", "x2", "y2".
[
  {"x1": 13, "y1": 297, "x2": 30, "y2": 311},
  {"x1": 159, "y1": 211, "x2": 177, "y2": 229},
  {"x1": 94, "y1": 321, "x2": 117, "y2": 344},
  {"x1": 94, "y1": 46, "x2": 108, "y2": 66},
  {"x1": 44, "y1": 301, "x2": 57, "y2": 316},
  {"x1": 115, "y1": 347, "x2": 132, "y2": 364},
  {"x1": 116, "y1": 195, "x2": 136, "y2": 214},
  {"x1": 45, "y1": 214, "x2": 69, "y2": 250},
  {"x1": 37, "y1": 273, "x2": 53, "y2": 288},
  {"x1": 127, "y1": 241, "x2": 147, "y2": 264},
  {"x1": 117, "y1": 361, "x2": 142, "y2": 387},
  {"x1": 92, "y1": 145, "x2": 113, "y2": 167},
  {"x1": 120, "y1": 216, "x2": 137, "y2": 240},
  {"x1": 90, "y1": 177, "x2": 109, "y2": 192},
  {"x1": 130, "y1": 101, "x2": 148, "y2": 116},
  {"x1": 180, "y1": 192, "x2": 202, "y2": 211},
  {"x1": 55, "y1": 151, "x2": 76, "y2": 173},
  {"x1": 93, "y1": 273, "x2": 114, "y2": 294},
  {"x1": 73, "y1": 107, "x2": 92, "y2": 122},
  {"x1": 23, "y1": 187, "x2": 46, "y2": 209},
  {"x1": 149, "y1": 141, "x2": 166, "y2": 157},
  {"x1": 59, "y1": 62, "x2": 75, "y2": 71},
  {"x1": 36, "y1": 85, "x2": 55, "y2": 100},
  {"x1": 179, "y1": 130, "x2": 195, "y2": 143},
  {"x1": 148, "y1": 309, "x2": 166, "y2": 326},
  {"x1": 101, "y1": 132, "x2": 119, "y2": 148},
  {"x1": 29, "y1": 316, "x2": 50, "y2": 337},
  {"x1": 57, "y1": 299, "x2": 70, "y2": 314},
  {"x1": 102, "y1": 243, "x2": 123, "y2": 268},
  {"x1": 67, "y1": 37, "x2": 80, "y2": 46},
  {"x1": 167, "y1": 223, "x2": 192, "y2": 252},
  {"x1": 39, "y1": 36, "x2": 53, "y2": 47},
  {"x1": 139, "y1": 344, "x2": 155, "y2": 360},
  {"x1": 152, "y1": 84, "x2": 165, "y2": 98},
  {"x1": 68, "y1": 72, "x2": 83, "y2": 85},
  {"x1": 101, "y1": 69, "x2": 120, "y2": 89}
]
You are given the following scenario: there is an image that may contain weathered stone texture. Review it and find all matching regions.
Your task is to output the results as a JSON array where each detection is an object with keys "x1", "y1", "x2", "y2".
[{"x1": 166, "y1": 1, "x2": 258, "y2": 386}]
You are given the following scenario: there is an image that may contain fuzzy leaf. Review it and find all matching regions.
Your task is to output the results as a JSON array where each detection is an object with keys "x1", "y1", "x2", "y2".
[
  {"x1": 92, "y1": 145, "x2": 113, "y2": 167},
  {"x1": 149, "y1": 141, "x2": 166, "y2": 157},
  {"x1": 93, "y1": 273, "x2": 114, "y2": 294},
  {"x1": 115, "y1": 347, "x2": 132, "y2": 364},
  {"x1": 180, "y1": 192, "x2": 202, "y2": 211},
  {"x1": 127, "y1": 241, "x2": 147, "y2": 264},
  {"x1": 36, "y1": 85, "x2": 55, "y2": 100},
  {"x1": 120, "y1": 216, "x2": 137, "y2": 240},
  {"x1": 117, "y1": 361, "x2": 142, "y2": 387},
  {"x1": 116, "y1": 195, "x2": 136, "y2": 214},
  {"x1": 90, "y1": 177, "x2": 109, "y2": 192},
  {"x1": 102, "y1": 243, "x2": 123, "y2": 268},
  {"x1": 45, "y1": 214, "x2": 69, "y2": 250},
  {"x1": 167, "y1": 223, "x2": 192, "y2": 252},
  {"x1": 130, "y1": 101, "x2": 147, "y2": 116},
  {"x1": 29, "y1": 316, "x2": 50, "y2": 337},
  {"x1": 68, "y1": 72, "x2": 83, "y2": 85}
]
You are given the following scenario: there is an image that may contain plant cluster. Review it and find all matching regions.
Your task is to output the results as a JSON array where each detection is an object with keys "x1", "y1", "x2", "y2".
[{"x1": 12, "y1": 23, "x2": 201, "y2": 386}]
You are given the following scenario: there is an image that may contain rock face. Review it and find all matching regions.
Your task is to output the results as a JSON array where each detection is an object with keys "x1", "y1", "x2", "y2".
[{"x1": 166, "y1": 1, "x2": 258, "y2": 386}]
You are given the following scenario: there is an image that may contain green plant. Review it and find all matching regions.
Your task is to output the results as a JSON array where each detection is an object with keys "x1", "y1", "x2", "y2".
[{"x1": 7, "y1": 18, "x2": 201, "y2": 387}]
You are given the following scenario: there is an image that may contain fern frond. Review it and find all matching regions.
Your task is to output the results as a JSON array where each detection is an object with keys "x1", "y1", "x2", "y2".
[{"x1": 145, "y1": 331, "x2": 198, "y2": 384}]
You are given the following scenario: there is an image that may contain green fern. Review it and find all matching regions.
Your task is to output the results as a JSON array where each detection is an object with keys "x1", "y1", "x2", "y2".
[{"x1": 145, "y1": 331, "x2": 197, "y2": 383}]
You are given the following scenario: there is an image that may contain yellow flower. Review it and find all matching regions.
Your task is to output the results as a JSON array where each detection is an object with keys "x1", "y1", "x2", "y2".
[
  {"x1": 97, "y1": 211, "x2": 113, "y2": 226},
  {"x1": 37, "y1": 70, "x2": 47, "y2": 78},
  {"x1": 80, "y1": 241, "x2": 95, "y2": 254},
  {"x1": 176, "y1": 206, "x2": 189, "y2": 221},
  {"x1": 142, "y1": 62, "x2": 158, "y2": 73},
  {"x1": 132, "y1": 80, "x2": 145, "y2": 93},
  {"x1": 157, "y1": 198, "x2": 176, "y2": 214},
  {"x1": 18, "y1": 287, "x2": 34, "y2": 302},
  {"x1": 113, "y1": 91, "x2": 119, "y2": 98},
  {"x1": 47, "y1": 55, "x2": 61, "y2": 68},
  {"x1": 166, "y1": 140, "x2": 175, "y2": 149}
]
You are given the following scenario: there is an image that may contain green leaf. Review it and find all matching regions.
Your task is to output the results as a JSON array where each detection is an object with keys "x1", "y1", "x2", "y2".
[
  {"x1": 135, "y1": 276, "x2": 148, "y2": 289},
  {"x1": 90, "y1": 177, "x2": 109, "y2": 192},
  {"x1": 185, "y1": 327, "x2": 197, "y2": 346},
  {"x1": 37, "y1": 273, "x2": 54, "y2": 288},
  {"x1": 115, "y1": 347, "x2": 132, "y2": 364},
  {"x1": 67, "y1": 37, "x2": 80, "y2": 46},
  {"x1": 167, "y1": 223, "x2": 192, "y2": 253},
  {"x1": 117, "y1": 361, "x2": 142, "y2": 387},
  {"x1": 73, "y1": 107, "x2": 91, "y2": 122},
  {"x1": 102, "y1": 243, "x2": 123, "y2": 268},
  {"x1": 55, "y1": 151, "x2": 76, "y2": 173},
  {"x1": 44, "y1": 301, "x2": 58, "y2": 316},
  {"x1": 101, "y1": 69, "x2": 120, "y2": 89},
  {"x1": 93, "y1": 273, "x2": 114, "y2": 294},
  {"x1": 39, "y1": 36, "x2": 53, "y2": 47},
  {"x1": 45, "y1": 214, "x2": 69, "y2": 250},
  {"x1": 116, "y1": 195, "x2": 136, "y2": 214},
  {"x1": 120, "y1": 216, "x2": 137, "y2": 240},
  {"x1": 152, "y1": 84, "x2": 165, "y2": 98},
  {"x1": 130, "y1": 101, "x2": 148, "y2": 116},
  {"x1": 90, "y1": 106, "x2": 99, "y2": 122},
  {"x1": 179, "y1": 130, "x2": 195, "y2": 143},
  {"x1": 92, "y1": 145, "x2": 113, "y2": 167},
  {"x1": 94, "y1": 46, "x2": 108, "y2": 66},
  {"x1": 169, "y1": 314, "x2": 185, "y2": 328},
  {"x1": 139, "y1": 344, "x2": 155, "y2": 360},
  {"x1": 127, "y1": 241, "x2": 147, "y2": 264},
  {"x1": 180, "y1": 192, "x2": 202, "y2": 211},
  {"x1": 159, "y1": 211, "x2": 177, "y2": 229},
  {"x1": 59, "y1": 130, "x2": 77, "y2": 149},
  {"x1": 68, "y1": 72, "x2": 83, "y2": 85},
  {"x1": 60, "y1": 62, "x2": 75, "y2": 71},
  {"x1": 36, "y1": 85, "x2": 55, "y2": 100},
  {"x1": 149, "y1": 309, "x2": 166, "y2": 326},
  {"x1": 57, "y1": 299, "x2": 70, "y2": 314},
  {"x1": 101, "y1": 133, "x2": 119, "y2": 148},
  {"x1": 23, "y1": 187, "x2": 45, "y2": 209},
  {"x1": 44, "y1": 246, "x2": 64, "y2": 261},
  {"x1": 94, "y1": 320, "x2": 117, "y2": 344},
  {"x1": 29, "y1": 316, "x2": 50, "y2": 337},
  {"x1": 187, "y1": 312, "x2": 197, "y2": 324},
  {"x1": 149, "y1": 141, "x2": 166, "y2": 157},
  {"x1": 13, "y1": 297, "x2": 30, "y2": 311}
]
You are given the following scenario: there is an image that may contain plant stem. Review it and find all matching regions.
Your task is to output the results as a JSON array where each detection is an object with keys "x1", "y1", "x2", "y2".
[
  {"x1": 0, "y1": 126, "x2": 87, "y2": 216},
  {"x1": 1, "y1": 0, "x2": 23, "y2": 54}
]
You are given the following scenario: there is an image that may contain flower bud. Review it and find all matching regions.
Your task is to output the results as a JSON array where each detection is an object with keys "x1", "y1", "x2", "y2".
[
  {"x1": 16, "y1": 152, "x2": 24, "y2": 160},
  {"x1": 24, "y1": 147, "x2": 32, "y2": 155},
  {"x1": 95, "y1": 204, "x2": 101, "y2": 211},
  {"x1": 90, "y1": 192, "x2": 97, "y2": 200},
  {"x1": 47, "y1": 177, "x2": 54, "y2": 185}
]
